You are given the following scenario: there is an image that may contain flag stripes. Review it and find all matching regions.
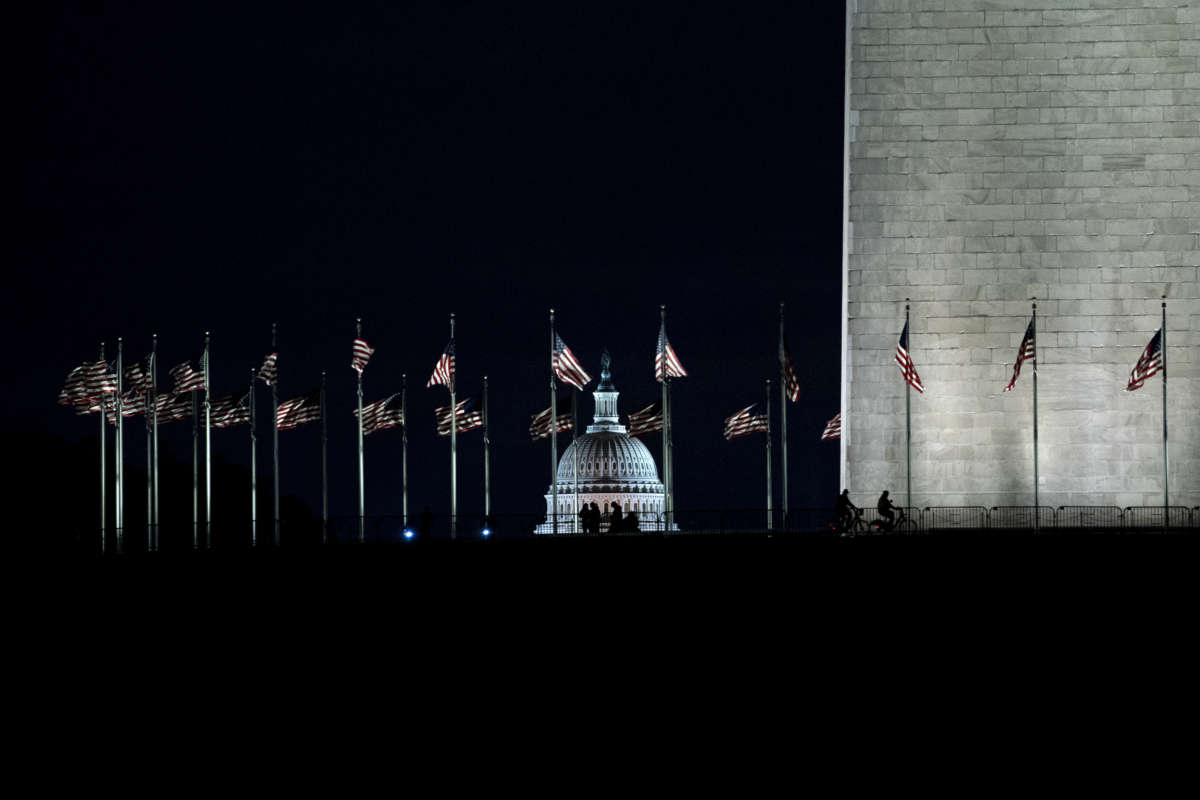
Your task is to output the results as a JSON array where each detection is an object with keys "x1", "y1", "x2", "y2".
[
  {"x1": 210, "y1": 390, "x2": 251, "y2": 428},
  {"x1": 655, "y1": 325, "x2": 687, "y2": 381},
  {"x1": 530, "y1": 395, "x2": 574, "y2": 440},
  {"x1": 1125, "y1": 329, "x2": 1163, "y2": 391},
  {"x1": 153, "y1": 393, "x2": 193, "y2": 423},
  {"x1": 276, "y1": 389, "x2": 322, "y2": 430},
  {"x1": 1002, "y1": 319, "x2": 1036, "y2": 392},
  {"x1": 352, "y1": 338, "x2": 374, "y2": 374},
  {"x1": 257, "y1": 353, "x2": 278, "y2": 386},
  {"x1": 355, "y1": 394, "x2": 405, "y2": 435},
  {"x1": 427, "y1": 340, "x2": 455, "y2": 389},
  {"x1": 170, "y1": 361, "x2": 206, "y2": 393},
  {"x1": 895, "y1": 321, "x2": 925, "y2": 393},
  {"x1": 124, "y1": 356, "x2": 154, "y2": 395},
  {"x1": 552, "y1": 333, "x2": 592, "y2": 390},
  {"x1": 626, "y1": 401, "x2": 664, "y2": 438},
  {"x1": 821, "y1": 412, "x2": 841, "y2": 441},
  {"x1": 435, "y1": 394, "x2": 484, "y2": 436},
  {"x1": 781, "y1": 344, "x2": 801, "y2": 402},
  {"x1": 723, "y1": 404, "x2": 768, "y2": 440}
]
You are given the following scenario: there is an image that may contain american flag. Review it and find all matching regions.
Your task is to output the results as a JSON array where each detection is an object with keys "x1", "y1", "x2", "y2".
[
  {"x1": 781, "y1": 338, "x2": 801, "y2": 402},
  {"x1": 86, "y1": 360, "x2": 118, "y2": 398},
  {"x1": 723, "y1": 404, "x2": 768, "y2": 440},
  {"x1": 821, "y1": 412, "x2": 841, "y2": 441},
  {"x1": 1002, "y1": 319, "x2": 1036, "y2": 392},
  {"x1": 552, "y1": 333, "x2": 592, "y2": 390},
  {"x1": 655, "y1": 323, "x2": 687, "y2": 382},
  {"x1": 211, "y1": 389, "x2": 251, "y2": 428},
  {"x1": 104, "y1": 391, "x2": 148, "y2": 424},
  {"x1": 626, "y1": 401, "x2": 664, "y2": 438},
  {"x1": 895, "y1": 321, "x2": 925, "y2": 393},
  {"x1": 355, "y1": 394, "x2": 405, "y2": 435},
  {"x1": 59, "y1": 364, "x2": 96, "y2": 412},
  {"x1": 171, "y1": 361, "x2": 206, "y2": 393},
  {"x1": 257, "y1": 353, "x2": 278, "y2": 386},
  {"x1": 427, "y1": 339, "x2": 455, "y2": 390},
  {"x1": 1125, "y1": 329, "x2": 1163, "y2": 391},
  {"x1": 124, "y1": 355, "x2": 154, "y2": 395},
  {"x1": 529, "y1": 395, "x2": 574, "y2": 440},
  {"x1": 435, "y1": 393, "x2": 484, "y2": 436},
  {"x1": 154, "y1": 393, "x2": 194, "y2": 423},
  {"x1": 352, "y1": 337, "x2": 374, "y2": 374},
  {"x1": 276, "y1": 389, "x2": 322, "y2": 430}
]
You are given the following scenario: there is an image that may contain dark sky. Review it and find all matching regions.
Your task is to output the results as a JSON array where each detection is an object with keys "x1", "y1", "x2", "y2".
[{"x1": 14, "y1": 2, "x2": 846, "y2": 526}]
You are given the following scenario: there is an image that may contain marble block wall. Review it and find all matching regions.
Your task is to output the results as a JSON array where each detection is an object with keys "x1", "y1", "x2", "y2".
[{"x1": 842, "y1": 0, "x2": 1199, "y2": 508}]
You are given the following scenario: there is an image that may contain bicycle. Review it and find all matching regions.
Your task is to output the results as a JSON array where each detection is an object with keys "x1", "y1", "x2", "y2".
[
  {"x1": 871, "y1": 507, "x2": 917, "y2": 534},
  {"x1": 833, "y1": 508, "x2": 867, "y2": 537}
]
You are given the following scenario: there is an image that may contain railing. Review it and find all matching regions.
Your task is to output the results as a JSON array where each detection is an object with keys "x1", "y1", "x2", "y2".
[
  {"x1": 923, "y1": 506, "x2": 988, "y2": 531},
  {"x1": 1122, "y1": 506, "x2": 1191, "y2": 530},
  {"x1": 989, "y1": 506, "x2": 1056, "y2": 530},
  {"x1": 1056, "y1": 506, "x2": 1124, "y2": 529}
]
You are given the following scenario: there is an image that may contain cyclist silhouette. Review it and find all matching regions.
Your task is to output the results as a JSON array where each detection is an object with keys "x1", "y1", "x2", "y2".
[
  {"x1": 877, "y1": 491, "x2": 897, "y2": 529},
  {"x1": 835, "y1": 490, "x2": 859, "y2": 533}
]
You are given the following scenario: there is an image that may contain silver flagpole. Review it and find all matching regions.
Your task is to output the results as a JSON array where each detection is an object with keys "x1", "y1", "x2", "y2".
[
  {"x1": 779, "y1": 303, "x2": 788, "y2": 527},
  {"x1": 151, "y1": 334, "x2": 159, "y2": 552},
  {"x1": 116, "y1": 337, "x2": 124, "y2": 554},
  {"x1": 322, "y1": 370, "x2": 328, "y2": 544},
  {"x1": 1162, "y1": 298, "x2": 1168, "y2": 527},
  {"x1": 192, "y1": 389, "x2": 199, "y2": 550},
  {"x1": 146, "y1": 364, "x2": 152, "y2": 552},
  {"x1": 250, "y1": 369, "x2": 257, "y2": 547},
  {"x1": 765, "y1": 379, "x2": 773, "y2": 532},
  {"x1": 905, "y1": 300, "x2": 912, "y2": 515},
  {"x1": 449, "y1": 312, "x2": 457, "y2": 540},
  {"x1": 357, "y1": 318, "x2": 365, "y2": 544},
  {"x1": 204, "y1": 332, "x2": 212, "y2": 549},
  {"x1": 483, "y1": 375, "x2": 491, "y2": 523},
  {"x1": 272, "y1": 323, "x2": 280, "y2": 546},
  {"x1": 550, "y1": 309, "x2": 558, "y2": 535},
  {"x1": 402, "y1": 373, "x2": 408, "y2": 529},
  {"x1": 1031, "y1": 301, "x2": 1039, "y2": 533},
  {"x1": 573, "y1": 389, "x2": 579, "y2": 533},
  {"x1": 660, "y1": 305, "x2": 670, "y2": 531},
  {"x1": 99, "y1": 342, "x2": 107, "y2": 555}
]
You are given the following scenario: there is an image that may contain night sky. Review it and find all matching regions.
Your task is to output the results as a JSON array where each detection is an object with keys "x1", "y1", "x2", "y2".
[{"x1": 13, "y1": 2, "x2": 847, "y2": 530}]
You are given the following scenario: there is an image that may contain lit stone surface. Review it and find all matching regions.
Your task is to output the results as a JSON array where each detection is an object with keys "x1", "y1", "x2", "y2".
[{"x1": 844, "y1": 0, "x2": 1199, "y2": 508}]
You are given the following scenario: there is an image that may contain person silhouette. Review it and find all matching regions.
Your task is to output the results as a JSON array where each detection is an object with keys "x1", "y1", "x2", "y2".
[
  {"x1": 835, "y1": 489, "x2": 858, "y2": 532},
  {"x1": 877, "y1": 491, "x2": 896, "y2": 529},
  {"x1": 610, "y1": 501, "x2": 624, "y2": 534},
  {"x1": 577, "y1": 504, "x2": 588, "y2": 534},
  {"x1": 589, "y1": 502, "x2": 601, "y2": 535}
]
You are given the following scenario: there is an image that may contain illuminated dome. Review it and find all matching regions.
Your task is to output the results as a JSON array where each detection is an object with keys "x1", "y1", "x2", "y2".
[{"x1": 536, "y1": 352, "x2": 665, "y2": 533}]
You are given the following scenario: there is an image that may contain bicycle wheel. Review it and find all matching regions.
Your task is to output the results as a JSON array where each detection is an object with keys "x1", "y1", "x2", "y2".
[{"x1": 896, "y1": 518, "x2": 917, "y2": 534}]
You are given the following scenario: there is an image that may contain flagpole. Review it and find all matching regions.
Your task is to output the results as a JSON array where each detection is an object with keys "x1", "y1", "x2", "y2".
[
  {"x1": 250, "y1": 368, "x2": 257, "y2": 548},
  {"x1": 550, "y1": 308, "x2": 558, "y2": 535},
  {"x1": 272, "y1": 323, "x2": 280, "y2": 547},
  {"x1": 204, "y1": 331, "x2": 212, "y2": 549},
  {"x1": 450, "y1": 312, "x2": 457, "y2": 541},
  {"x1": 116, "y1": 337, "x2": 124, "y2": 554},
  {"x1": 151, "y1": 334, "x2": 159, "y2": 552},
  {"x1": 1161, "y1": 297, "x2": 1168, "y2": 527},
  {"x1": 765, "y1": 379, "x2": 773, "y2": 532},
  {"x1": 146, "y1": 359, "x2": 152, "y2": 552},
  {"x1": 402, "y1": 373, "x2": 408, "y2": 529},
  {"x1": 322, "y1": 369, "x2": 328, "y2": 544},
  {"x1": 192, "y1": 388, "x2": 199, "y2": 550},
  {"x1": 1031, "y1": 301, "x2": 1039, "y2": 533},
  {"x1": 905, "y1": 300, "x2": 912, "y2": 515},
  {"x1": 357, "y1": 317, "x2": 365, "y2": 544},
  {"x1": 99, "y1": 342, "x2": 107, "y2": 555},
  {"x1": 573, "y1": 388, "x2": 579, "y2": 533},
  {"x1": 483, "y1": 375, "x2": 491, "y2": 524},
  {"x1": 779, "y1": 303, "x2": 788, "y2": 526},
  {"x1": 660, "y1": 305, "x2": 670, "y2": 531}
]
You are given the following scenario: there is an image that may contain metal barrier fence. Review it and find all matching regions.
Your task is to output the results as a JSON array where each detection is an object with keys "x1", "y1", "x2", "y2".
[
  {"x1": 1121, "y1": 506, "x2": 1191, "y2": 530},
  {"x1": 51, "y1": 504, "x2": 1200, "y2": 555},
  {"x1": 989, "y1": 506, "x2": 1056, "y2": 530},
  {"x1": 1056, "y1": 506, "x2": 1124, "y2": 529},
  {"x1": 923, "y1": 506, "x2": 988, "y2": 530}
]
